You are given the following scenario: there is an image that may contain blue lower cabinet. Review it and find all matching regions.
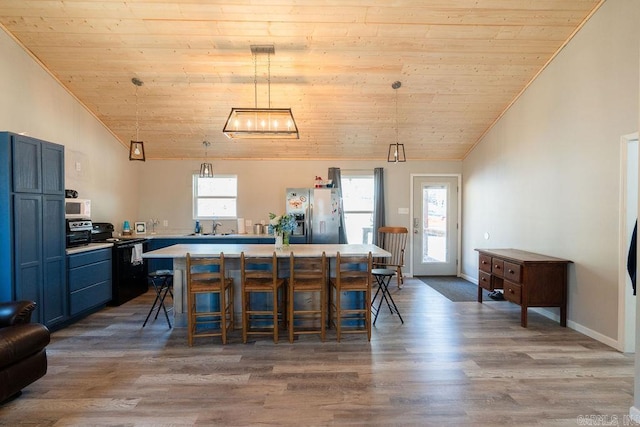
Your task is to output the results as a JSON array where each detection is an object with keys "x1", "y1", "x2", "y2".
[{"x1": 67, "y1": 248, "x2": 112, "y2": 316}]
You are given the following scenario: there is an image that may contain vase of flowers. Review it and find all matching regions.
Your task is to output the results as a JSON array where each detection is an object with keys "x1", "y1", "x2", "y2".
[{"x1": 269, "y1": 212, "x2": 296, "y2": 249}]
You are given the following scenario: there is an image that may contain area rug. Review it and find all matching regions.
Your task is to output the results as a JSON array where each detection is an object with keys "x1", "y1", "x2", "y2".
[{"x1": 417, "y1": 276, "x2": 491, "y2": 302}]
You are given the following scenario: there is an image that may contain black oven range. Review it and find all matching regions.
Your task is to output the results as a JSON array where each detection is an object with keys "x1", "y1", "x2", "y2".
[{"x1": 92, "y1": 222, "x2": 148, "y2": 306}]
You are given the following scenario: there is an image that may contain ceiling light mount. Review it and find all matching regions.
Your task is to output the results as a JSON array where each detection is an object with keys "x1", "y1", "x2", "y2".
[
  {"x1": 129, "y1": 77, "x2": 146, "y2": 161},
  {"x1": 388, "y1": 80, "x2": 406, "y2": 163},
  {"x1": 223, "y1": 44, "x2": 299, "y2": 139}
]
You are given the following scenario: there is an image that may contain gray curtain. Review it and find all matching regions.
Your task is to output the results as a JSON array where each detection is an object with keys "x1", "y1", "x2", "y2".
[
  {"x1": 328, "y1": 167, "x2": 348, "y2": 244},
  {"x1": 372, "y1": 167, "x2": 385, "y2": 245}
]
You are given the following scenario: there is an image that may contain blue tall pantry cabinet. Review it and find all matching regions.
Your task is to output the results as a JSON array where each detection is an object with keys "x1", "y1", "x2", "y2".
[{"x1": 0, "y1": 132, "x2": 67, "y2": 328}]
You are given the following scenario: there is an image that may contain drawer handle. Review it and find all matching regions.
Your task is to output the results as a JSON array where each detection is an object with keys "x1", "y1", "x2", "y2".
[
  {"x1": 509, "y1": 289, "x2": 514, "y2": 294},
  {"x1": 482, "y1": 260, "x2": 487, "y2": 264},
  {"x1": 495, "y1": 265, "x2": 500, "y2": 269},
  {"x1": 481, "y1": 277, "x2": 486, "y2": 282},
  {"x1": 508, "y1": 269, "x2": 514, "y2": 274}
]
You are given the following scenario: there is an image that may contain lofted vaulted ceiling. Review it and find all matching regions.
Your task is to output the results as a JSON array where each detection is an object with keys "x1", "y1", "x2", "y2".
[{"x1": 0, "y1": 0, "x2": 602, "y2": 161}]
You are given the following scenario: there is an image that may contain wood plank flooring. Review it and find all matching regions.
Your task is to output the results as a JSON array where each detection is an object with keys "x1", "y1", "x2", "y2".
[{"x1": 0, "y1": 278, "x2": 635, "y2": 426}]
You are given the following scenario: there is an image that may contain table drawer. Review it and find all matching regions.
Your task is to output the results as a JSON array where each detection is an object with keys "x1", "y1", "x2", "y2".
[
  {"x1": 491, "y1": 258, "x2": 504, "y2": 277},
  {"x1": 504, "y1": 281, "x2": 521, "y2": 304},
  {"x1": 478, "y1": 270, "x2": 493, "y2": 290},
  {"x1": 479, "y1": 254, "x2": 492, "y2": 273},
  {"x1": 504, "y1": 262, "x2": 522, "y2": 283}
]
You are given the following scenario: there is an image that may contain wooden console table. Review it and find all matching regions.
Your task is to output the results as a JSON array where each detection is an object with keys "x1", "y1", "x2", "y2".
[{"x1": 475, "y1": 249, "x2": 571, "y2": 327}]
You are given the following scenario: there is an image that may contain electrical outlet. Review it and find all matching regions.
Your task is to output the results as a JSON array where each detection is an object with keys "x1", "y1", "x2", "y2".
[
  {"x1": 163, "y1": 220, "x2": 169, "y2": 227},
  {"x1": 75, "y1": 161, "x2": 81, "y2": 172}
]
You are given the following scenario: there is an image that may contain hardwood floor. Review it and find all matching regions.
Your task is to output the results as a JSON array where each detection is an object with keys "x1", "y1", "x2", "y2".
[{"x1": 0, "y1": 278, "x2": 635, "y2": 426}]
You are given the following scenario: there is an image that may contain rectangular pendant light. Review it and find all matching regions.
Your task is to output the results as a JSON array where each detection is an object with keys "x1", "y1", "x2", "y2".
[
  {"x1": 129, "y1": 140, "x2": 145, "y2": 161},
  {"x1": 223, "y1": 108, "x2": 299, "y2": 139},
  {"x1": 387, "y1": 143, "x2": 406, "y2": 163}
]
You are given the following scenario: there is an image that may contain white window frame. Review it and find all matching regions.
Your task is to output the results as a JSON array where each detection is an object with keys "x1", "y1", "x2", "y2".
[
  {"x1": 192, "y1": 174, "x2": 238, "y2": 220},
  {"x1": 341, "y1": 171, "x2": 375, "y2": 244}
]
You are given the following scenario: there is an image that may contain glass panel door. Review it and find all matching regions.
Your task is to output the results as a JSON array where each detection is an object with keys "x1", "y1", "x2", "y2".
[{"x1": 412, "y1": 176, "x2": 458, "y2": 276}]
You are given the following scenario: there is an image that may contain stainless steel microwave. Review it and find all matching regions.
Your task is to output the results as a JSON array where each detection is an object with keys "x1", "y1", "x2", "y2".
[{"x1": 65, "y1": 198, "x2": 91, "y2": 219}]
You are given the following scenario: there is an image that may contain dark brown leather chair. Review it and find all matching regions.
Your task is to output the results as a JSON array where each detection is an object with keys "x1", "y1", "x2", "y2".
[{"x1": 0, "y1": 301, "x2": 50, "y2": 403}]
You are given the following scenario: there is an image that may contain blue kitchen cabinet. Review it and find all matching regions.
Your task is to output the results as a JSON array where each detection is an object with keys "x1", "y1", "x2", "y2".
[
  {"x1": 0, "y1": 132, "x2": 67, "y2": 328},
  {"x1": 68, "y1": 248, "x2": 112, "y2": 316}
]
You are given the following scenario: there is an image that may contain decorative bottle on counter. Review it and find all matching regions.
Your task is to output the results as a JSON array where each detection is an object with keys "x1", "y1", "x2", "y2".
[{"x1": 122, "y1": 220, "x2": 132, "y2": 236}]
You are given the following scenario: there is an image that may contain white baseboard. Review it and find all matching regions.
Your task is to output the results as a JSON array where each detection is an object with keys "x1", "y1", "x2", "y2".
[{"x1": 458, "y1": 272, "x2": 621, "y2": 350}]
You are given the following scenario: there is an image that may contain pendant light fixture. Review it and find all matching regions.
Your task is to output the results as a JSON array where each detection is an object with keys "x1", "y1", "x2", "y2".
[
  {"x1": 129, "y1": 77, "x2": 146, "y2": 161},
  {"x1": 387, "y1": 81, "x2": 406, "y2": 163},
  {"x1": 223, "y1": 45, "x2": 299, "y2": 139},
  {"x1": 199, "y1": 140, "x2": 214, "y2": 178}
]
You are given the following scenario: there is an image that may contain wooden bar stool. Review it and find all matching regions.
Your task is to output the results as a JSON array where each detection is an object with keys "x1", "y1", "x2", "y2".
[
  {"x1": 186, "y1": 253, "x2": 234, "y2": 345},
  {"x1": 143, "y1": 270, "x2": 174, "y2": 328},
  {"x1": 241, "y1": 252, "x2": 285, "y2": 343},
  {"x1": 328, "y1": 252, "x2": 373, "y2": 341},
  {"x1": 288, "y1": 252, "x2": 327, "y2": 343}
]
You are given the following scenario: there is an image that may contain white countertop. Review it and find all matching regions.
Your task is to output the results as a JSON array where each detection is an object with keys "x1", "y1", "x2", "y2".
[
  {"x1": 129, "y1": 233, "x2": 275, "y2": 239},
  {"x1": 66, "y1": 242, "x2": 114, "y2": 255},
  {"x1": 143, "y1": 243, "x2": 390, "y2": 259}
]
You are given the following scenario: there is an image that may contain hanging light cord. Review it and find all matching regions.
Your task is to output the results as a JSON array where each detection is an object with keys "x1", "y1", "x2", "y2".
[
  {"x1": 268, "y1": 51, "x2": 271, "y2": 108},
  {"x1": 395, "y1": 86, "x2": 399, "y2": 149},
  {"x1": 253, "y1": 52, "x2": 258, "y2": 108},
  {"x1": 135, "y1": 85, "x2": 139, "y2": 141},
  {"x1": 249, "y1": 45, "x2": 275, "y2": 109},
  {"x1": 132, "y1": 77, "x2": 143, "y2": 141}
]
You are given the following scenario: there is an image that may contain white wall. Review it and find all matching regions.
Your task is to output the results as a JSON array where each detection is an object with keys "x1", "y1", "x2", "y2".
[
  {"x1": 136, "y1": 159, "x2": 462, "y2": 236},
  {"x1": 0, "y1": 27, "x2": 140, "y2": 224},
  {"x1": 462, "y1": 0, "x2": 640, "y2": 342}
]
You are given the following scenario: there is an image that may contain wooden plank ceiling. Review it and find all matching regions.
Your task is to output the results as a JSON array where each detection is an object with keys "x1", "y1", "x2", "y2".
[{"x1": 0, "y1": 0, "x2": 602, "y2": 161}]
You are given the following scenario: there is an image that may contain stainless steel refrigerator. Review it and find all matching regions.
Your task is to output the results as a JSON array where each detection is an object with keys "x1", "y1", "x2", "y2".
[{"x1": 286, "y1": 188, "x2": 341, "y2": 243}]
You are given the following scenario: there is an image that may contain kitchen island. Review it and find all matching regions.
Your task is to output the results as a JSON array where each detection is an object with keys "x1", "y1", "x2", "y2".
[
  {"x1": 143, "y1": 243, "x2": 391, "y2": 327},
  {"x1": 143, "y1": 233, "x2": 303, "y2": 272}
]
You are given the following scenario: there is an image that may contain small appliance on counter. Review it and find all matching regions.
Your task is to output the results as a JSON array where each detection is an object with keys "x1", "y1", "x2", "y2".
[
  {"x1": 91, "y1": 222, "x2": 115, "y2": 241},
  {"x1": 66, "y1": 219, "x2": 92, "y2": 247},
  {"x1": 92, "y1": 222, "x2": 149, "y2": 306},
  {"x1": 65, "y1": 198, "x2": 91, "y2": 219}
]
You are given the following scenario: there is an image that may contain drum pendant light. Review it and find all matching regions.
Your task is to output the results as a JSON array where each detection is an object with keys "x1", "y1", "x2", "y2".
[
  {"x1": 387, "y1": 81, "x2": 406, "y2": 163},
  {"x1": 129, "y1": 77, "x2": 146, "y2": 161},
  {"x1": 223, "y1": 45, "x2": 299, "y2": 139}
]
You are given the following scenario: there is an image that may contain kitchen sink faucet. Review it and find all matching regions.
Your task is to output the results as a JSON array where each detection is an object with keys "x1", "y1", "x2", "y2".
[{"x1": 212, "y1": 222, "x2": 222, "y2": 235}]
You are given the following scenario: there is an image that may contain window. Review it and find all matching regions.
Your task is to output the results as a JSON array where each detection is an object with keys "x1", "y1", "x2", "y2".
[
  {"x1": 193, "y1": 174, "x2": 238, "y2": 219},
  {"x1": 341, "y1": 172, "x2": 374, "y2": 244}
]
